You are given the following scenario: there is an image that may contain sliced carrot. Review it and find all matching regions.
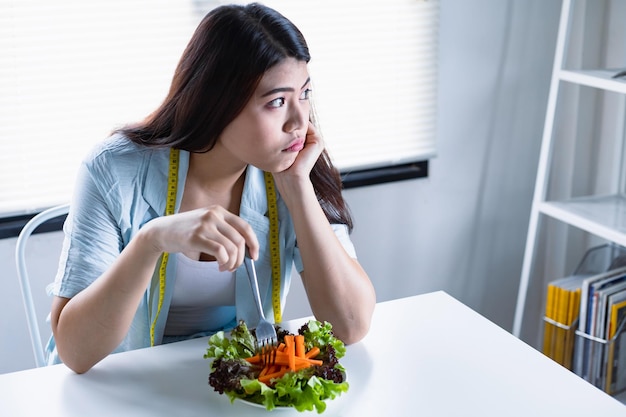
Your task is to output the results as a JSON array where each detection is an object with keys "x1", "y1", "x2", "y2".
[
  {"x1": 273, "y1": 354, "x2": 322, "y2": 367},
  {"x1": 258, "y1": 369, "x2": 287, "y2": 384},
  {"x1": 247, "y1": 349, "x2": 323, "y2": 365},
  {"x1": 295, "y1": 335, "x2": 305, "y2": 358},
  {"x1": 247, "y1": 333, "x2": 329, "y2": 387},
  {"x1": 293, "y1": 361, "x2": 314, "y2": 371},
  {"x1": 284, "y1": 335, "x2": 294, "y2": 349},
  {"x1": 305, "y1": 346, "x2": 320, "y2": 359},
  {"x1": 258, "y1": 359, "x2": 321, "y2": 384},
  {"x1": 284, "y1": 335, "x2": 296, "y2": 371},
  {"x1": 258, "y1": 364, "x2": 271, "y2": 377},
  {"x1": 245, "y1": 355, "x2": 262, "y2": 364}
]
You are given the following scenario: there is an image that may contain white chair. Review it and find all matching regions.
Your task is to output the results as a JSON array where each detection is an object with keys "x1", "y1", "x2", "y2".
[{"x1": 15, "y1": 204, "x2": 70, "y2": 367}]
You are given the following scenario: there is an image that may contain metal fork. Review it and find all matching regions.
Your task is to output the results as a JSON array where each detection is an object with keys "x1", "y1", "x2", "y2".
[{"x1": 243, "y1": 253, "x2": 278, "y2": 365}]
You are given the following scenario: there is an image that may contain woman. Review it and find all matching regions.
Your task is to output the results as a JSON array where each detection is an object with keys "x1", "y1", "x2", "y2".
[{"x1": 48, "y1": 3, "x2": 376, "y2": 374}]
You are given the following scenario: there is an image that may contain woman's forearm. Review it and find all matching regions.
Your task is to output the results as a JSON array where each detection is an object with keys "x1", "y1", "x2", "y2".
[
  {"x1": 276, "y1": 177, "x2": 376, "y2": 344},
  {"x1": 51, "y1": 230, "x2": 161, "y2": 373}
]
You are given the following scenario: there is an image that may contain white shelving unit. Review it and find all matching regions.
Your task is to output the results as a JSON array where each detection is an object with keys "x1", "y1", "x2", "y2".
[
  {"x1": 512, "y1": 0, "x2": 626, "y2": 401},
  {"x1": 513, "y1": 1, "x2": 626, "y2": 339}
]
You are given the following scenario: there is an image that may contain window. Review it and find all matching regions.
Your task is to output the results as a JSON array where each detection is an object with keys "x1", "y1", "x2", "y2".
[{"x1": 0, "y1": 0, "x2": 439, "y2": 218}]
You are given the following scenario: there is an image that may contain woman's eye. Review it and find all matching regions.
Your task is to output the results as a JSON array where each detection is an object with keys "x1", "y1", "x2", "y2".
[
  {"x1": 300, "y1": 88, "x2": 312, "y2": 100},
  {"x1": 268, "y1": 97, "x2": 285, "y2": 108}
]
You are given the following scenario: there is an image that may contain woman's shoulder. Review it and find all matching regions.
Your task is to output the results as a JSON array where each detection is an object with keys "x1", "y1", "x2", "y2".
[
  {"x1": 81, "y1": 133, "x2": 173, "y2": 191},
  {"x1": 84, "y1": 133, "x2": 171, "y2": 174},
  {"x1": 85, "y1": 133, "x2": 162, "y2": 163}
]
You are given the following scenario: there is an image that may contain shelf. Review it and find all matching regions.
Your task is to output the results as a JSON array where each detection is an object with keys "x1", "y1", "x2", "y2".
[
  {"x1": 515, "y1": 1, "x2": 626, "y2": 400},
  {"x1": 560, "y1": 69, "x2": 626, "y2": 94},
  {"x1": 538, "y1": 194, "x2": 626, "y2": 247}
]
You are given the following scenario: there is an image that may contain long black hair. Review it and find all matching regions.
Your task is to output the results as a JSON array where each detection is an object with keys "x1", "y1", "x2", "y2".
[{"x1": 117, "y1": 3, "x2": 352, "y2": 229}]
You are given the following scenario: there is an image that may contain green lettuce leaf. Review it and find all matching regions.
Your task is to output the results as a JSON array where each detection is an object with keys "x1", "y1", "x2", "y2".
[
  {"x1": 204, "y1": 321, "x2": 255, "y2": 361},
  {"x1": 239, "y1": 370, "x2": 349, "y2": 413},
  {"x1": 300, "y1": 320, "x2": 347, "y2": 358}
]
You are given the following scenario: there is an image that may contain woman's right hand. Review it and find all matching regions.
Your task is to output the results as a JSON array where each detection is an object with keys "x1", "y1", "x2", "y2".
[{"x1": 141, "y1": 205, "x2": 259, "y2": 271}]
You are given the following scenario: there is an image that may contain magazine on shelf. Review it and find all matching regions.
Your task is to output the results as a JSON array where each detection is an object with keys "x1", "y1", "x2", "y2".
[
  {"x1": 589, "y1": 279, "x2": 626, "y2": 388},
  {"x1": 605, "y1": 291, "x2": 626, "y2": 394},
  {"x1": 574, "y1": 266, "x2": 626, "y2": 381}
]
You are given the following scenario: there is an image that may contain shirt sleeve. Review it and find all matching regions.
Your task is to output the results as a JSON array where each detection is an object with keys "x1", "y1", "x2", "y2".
[{"x1": 49, "y1": 160, "x2": 124, "y2": 299}]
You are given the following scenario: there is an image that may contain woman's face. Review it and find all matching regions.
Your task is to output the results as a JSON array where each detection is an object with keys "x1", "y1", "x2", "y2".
[{"x1": 217, "y1": 58, "x2": 311, "y2": 173}]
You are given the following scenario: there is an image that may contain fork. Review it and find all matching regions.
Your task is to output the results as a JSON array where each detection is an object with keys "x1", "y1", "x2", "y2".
[{"x1": 243, "y1": 253, "x2": 278, "y2": 365}]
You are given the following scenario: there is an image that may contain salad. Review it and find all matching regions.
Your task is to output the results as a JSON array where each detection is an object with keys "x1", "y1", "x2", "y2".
[{"x1": 204, "y1": 320, "x2": 349, "y2": 413}]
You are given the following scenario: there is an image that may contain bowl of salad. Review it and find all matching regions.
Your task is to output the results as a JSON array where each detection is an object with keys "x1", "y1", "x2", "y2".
[{"x1": 204, "y1": 320, "x2": 349, "y2": 413}]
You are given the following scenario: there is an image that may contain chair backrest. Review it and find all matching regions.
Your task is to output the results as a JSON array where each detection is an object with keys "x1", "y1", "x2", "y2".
[{"x1": 15, "y1": 204, "x2": 70, "y2": 367}]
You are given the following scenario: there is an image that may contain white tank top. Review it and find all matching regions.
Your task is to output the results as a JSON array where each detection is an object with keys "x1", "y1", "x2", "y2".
[{"x1": 163, "y1": 253, "x2": 236, "y2": 336}]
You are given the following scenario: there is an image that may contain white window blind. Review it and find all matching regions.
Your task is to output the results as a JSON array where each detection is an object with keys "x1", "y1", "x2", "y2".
[
  {"x1": 0, "y1": 0, "x2": 438, "y2": 217},
  {"x1": 263, "y1": 0, "x2": 439, "y2": 172}
]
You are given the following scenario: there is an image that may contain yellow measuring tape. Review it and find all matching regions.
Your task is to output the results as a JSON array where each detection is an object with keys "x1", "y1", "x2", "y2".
[
  {"x1": 150, "y1": 149, "x2": 281, "y2": 345},
  {"x1": 150, "y1": 148, "x2": 179, "y2": 346},
  {"x1": 264, "y1": 171, "x2": 282, "y2": 323}
]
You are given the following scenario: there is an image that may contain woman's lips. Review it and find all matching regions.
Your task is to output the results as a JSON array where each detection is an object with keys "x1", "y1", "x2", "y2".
[{"x1": 283, "y1": 139, "x2": 305, "y2": 152}]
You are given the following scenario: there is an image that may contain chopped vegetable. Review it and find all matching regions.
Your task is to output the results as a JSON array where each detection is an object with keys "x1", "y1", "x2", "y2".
[
  {"x1": 245, "y1": 341, "x2": 323, "y2": 384},
  {"x1": 245, "y1": 349, "x2": 323, "y2": 367},
  {"x1": 295, "y1": 334, "x2": 305, "y2": 358},
  {"x1": 204, "y1": 319, "x2": 349, "y2": 412},
  {"x1": 299, "y1": 320, "x2": 346, "y2": 358},
  {"x1": 285, "y1": 335, "x2": 296, "y2": 371},
  {"x1": 305, "y1": 346, "x2": 320, "y2": 359},
  {"x1": 204, "y1": 320, "x2": 255, "y2": 361}
]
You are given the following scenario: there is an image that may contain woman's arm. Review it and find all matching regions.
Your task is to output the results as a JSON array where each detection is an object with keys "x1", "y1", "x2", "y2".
[
  {"x1": 273, "y1": 124, "x2": 376, "y2": 344},
  {"x1": 51, "y1": 206, "x2": 259, "y2": 373}
]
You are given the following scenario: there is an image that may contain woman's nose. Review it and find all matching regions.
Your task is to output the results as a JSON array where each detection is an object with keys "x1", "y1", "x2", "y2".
[{"x1": 284, "y1": 103, "x2": 308, "y2": 133}]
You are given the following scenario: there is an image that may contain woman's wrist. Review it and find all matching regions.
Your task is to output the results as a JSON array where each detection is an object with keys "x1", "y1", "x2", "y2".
[
  {"x1": 273, "y1": 172, "x2": 315, "y2": 207},
  {"x1": 132, "y1": 220, "x2": 168, "y2": 260}
]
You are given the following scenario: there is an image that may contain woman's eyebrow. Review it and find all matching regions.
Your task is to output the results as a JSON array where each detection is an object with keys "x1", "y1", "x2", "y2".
[{"x1": 260, "y1": 77, "x2": 311, "y2": 97}]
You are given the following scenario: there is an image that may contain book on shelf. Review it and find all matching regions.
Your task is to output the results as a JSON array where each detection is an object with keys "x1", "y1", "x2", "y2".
[{"x1": 542, "y1": 275, "x2": 585, "y2": 370}]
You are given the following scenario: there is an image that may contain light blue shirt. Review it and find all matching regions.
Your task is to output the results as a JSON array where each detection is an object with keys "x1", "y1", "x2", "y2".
[{"x1": 46, "y1": 134, "x2": 356, "y2": 365}]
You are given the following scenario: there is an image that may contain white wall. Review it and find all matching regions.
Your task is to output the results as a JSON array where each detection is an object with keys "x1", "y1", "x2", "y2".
[{"x1": 0, "y1": 0, "x2": 562, "y2": 374}]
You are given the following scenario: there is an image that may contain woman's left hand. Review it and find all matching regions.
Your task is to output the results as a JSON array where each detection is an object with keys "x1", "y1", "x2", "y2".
[{"x1": 275, "y1": 121, "x2": 324, "y2": 182}]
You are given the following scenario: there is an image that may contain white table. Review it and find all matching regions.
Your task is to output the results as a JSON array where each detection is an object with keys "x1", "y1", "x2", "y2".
[{"x1": 1, "y1": 291, "x2": 624, "y2": 416}]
